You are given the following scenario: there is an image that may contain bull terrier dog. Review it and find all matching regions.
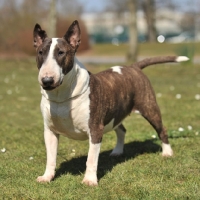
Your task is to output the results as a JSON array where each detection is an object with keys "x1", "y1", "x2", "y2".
[{"x1": 33, "y1": 20, "x2": 189, "y2": 186}]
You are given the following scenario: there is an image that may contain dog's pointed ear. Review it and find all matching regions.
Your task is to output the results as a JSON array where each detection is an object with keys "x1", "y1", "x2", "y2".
[
  {"x1": 33, "y1": 23, "x2": 48, "y2": 49},
  {"x1": 64, "y1": 20, "x2": 81, "y2": 50}
]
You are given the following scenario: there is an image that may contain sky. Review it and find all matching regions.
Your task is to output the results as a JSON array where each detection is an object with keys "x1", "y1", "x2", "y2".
[
  {"x1": 0, "y1": 0, "x2": 107, "y2": 13},
  {"x1": 0, "y1": 0, "x2": 198, "y2": 13},
  {"x1": 79, "y1": 0, "x2": 107, "y2": 12}
]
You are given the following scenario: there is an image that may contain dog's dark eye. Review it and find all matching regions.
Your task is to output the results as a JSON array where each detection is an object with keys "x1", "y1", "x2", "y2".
[
  {"x1": 39, "y1": 50, "x2": 43, "y2": 55},
  {"x1": 58, "y1": 51, "x2": 64, "y2": 56}
]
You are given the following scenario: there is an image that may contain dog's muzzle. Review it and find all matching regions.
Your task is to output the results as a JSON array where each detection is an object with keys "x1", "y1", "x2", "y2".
[
  {"x1": 41, "y1": 76, "x2": 63, "y2": 90},
  {"x1": 42, "y1": 76, "x2": 55, "y2": 90}
]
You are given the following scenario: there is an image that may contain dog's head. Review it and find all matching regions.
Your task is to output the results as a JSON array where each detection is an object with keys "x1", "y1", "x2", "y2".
[{"x1": 33, "y1": 20, "x2": 81, "y2": 90}]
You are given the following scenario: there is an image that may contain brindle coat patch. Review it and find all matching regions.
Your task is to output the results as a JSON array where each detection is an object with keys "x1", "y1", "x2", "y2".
[{"x1": 89, "y1": 66, "x2": 168, "y2": 144}]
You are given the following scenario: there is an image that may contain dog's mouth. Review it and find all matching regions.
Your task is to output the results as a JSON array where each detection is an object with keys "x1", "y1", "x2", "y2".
[{"x1": 42, "y1": 86, "x2": 56, "y2": 91}]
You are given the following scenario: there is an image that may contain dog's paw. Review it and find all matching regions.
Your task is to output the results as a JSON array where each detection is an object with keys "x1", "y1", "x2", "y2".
[
  {"x1": 110, "y1": 151, "x2": 123, "y2": 156},
  {"x1": 162, "y1": 143, "x2": 173, "y2": 157},
  {"x1": 110, "y1": 149, "x2": 123, "y2": 156},
  {"x1": 36, "y1": 175, "x2": 53, "y2": 183},
  {"x1": 162, "y1": 150, "x2": 173, "y2": 157},
  {"x1": 82, "y1": 178, "x2": 98, "y2": 186}
]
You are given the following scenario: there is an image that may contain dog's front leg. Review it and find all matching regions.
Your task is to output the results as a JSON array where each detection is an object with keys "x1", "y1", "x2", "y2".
[
  {"x1": 37, "y1": 129, "x2": 59, "y2": 183},
  {"x1": 82, "y1": 137, "x2": 101, "y2": 186}
]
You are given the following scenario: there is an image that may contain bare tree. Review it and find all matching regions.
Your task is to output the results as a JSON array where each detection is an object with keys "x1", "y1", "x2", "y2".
[
  {"x1": 105, "y1": 0, "x2": 128, "y2": 14},
  {"x1": 106, "y1": 0, "x2": 138, "y2": 62},
  {"x1": 48, "y1": 0, "x2": 57, "y2": 37},
  {"x1": 57, "y1": 0, "x2": 83, "y2": 17},
  {"x1": 155, "y1": 0, "x2": 177, "y2": 11},
  {"x1": 127, "y1": 0, "x2": 138, "y2": 63},
  {"x1": 142, "y1": 0, "x2": 157, "y2": 42}
]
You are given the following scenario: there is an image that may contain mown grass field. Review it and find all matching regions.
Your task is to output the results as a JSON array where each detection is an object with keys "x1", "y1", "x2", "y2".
[{"x1": 0, "y1": 43, "x2": 200, "y2": 199}]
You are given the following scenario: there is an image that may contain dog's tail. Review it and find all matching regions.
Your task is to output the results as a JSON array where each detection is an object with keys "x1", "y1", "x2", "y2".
[{"x1": 133, "y1": 56, "x2": 189, "y2": 70}]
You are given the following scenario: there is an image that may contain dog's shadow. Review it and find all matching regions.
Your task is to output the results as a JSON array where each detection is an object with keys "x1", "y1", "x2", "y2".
[{"x1": 55, "y1": 139, "x2": 161, "y2": 181}]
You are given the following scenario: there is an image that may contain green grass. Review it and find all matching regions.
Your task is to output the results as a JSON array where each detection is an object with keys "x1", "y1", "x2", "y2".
[{"x1": 0, "y1": 56, "x2": 200, "y2": 199}]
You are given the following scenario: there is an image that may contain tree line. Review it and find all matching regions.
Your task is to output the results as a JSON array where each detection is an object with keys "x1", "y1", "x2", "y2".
[{"x1": 0, "y1": 0, "x2": 198, "y2": 60}]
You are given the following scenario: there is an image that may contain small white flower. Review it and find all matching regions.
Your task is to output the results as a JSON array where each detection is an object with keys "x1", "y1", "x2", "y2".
[
  {"x1": 1, "y1": 148, "x2": 6, "y2": 153},
  {"x1": 156, "y1": 93, "x2": 162, "y2": 98},
  {"x1": 134, "y1": 110, "x2": 140, "y2": 114},
  {"x1": 29, "y1": 157, "x2": 34, "y2": 160},
  {"x1": 195, "y1": 132, "x2": 199, "y2": 136},
  {"x1": 176, "y1": 94, "x2": 181, "y2": 99},
  {"x1": 7, "y1": 90, "x2": 12, "y2": 95},
  {"x1": 151, "y1": 135, "x2": 156, "y2": 138},
  {"x1": 195, "y1": 94, "x2": 200, "y2": 100},
  {"x1": 4, "y1": 78, "x2": 9, "y2": 83},
  {"x1": 170, "y1": 86, "x2": 175, "y2": 91},
  {"x1": 70, "y1": 149, "x2": 76, "y2": 157},
  {"x1": 178, "y1": 127, "x2": 184, "y2": 132},
  {"x1": 187, "y1": 125, "x2": 192, "y2": 130}
]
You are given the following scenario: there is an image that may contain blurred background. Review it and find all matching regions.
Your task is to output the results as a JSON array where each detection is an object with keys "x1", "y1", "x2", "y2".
[{"x1": 0, "y1": 0, "x2": 199, "y2": 62}]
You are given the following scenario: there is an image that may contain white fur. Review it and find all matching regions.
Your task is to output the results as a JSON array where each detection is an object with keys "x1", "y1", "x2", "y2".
[
  {"x1": 37, "y1": 53, "x2": 92, "y2": 182},
  {"x1": 162, "y1": 143, "x2": 173, "y2": 157},
  {"x1": 38, "y1": 38, "x2": 64, "y2": 88},
  {"x1": 111, "y1": 66, "x2": 123, "y2": 74},
  {"x1": 110, "y1": 126, "x2": 125, "y2": 156},
  {"x1": 37, "y1": 130, "x2": 59, "y2": 182},
  {"x1": 175, "y1": 56, "x2": 189, "y2": 62},
  {"x1": 40, "y1": 58, "x2": 91, "y2": 140},
  {"x1": 82, "y1": 139, "x2": 101, "y2": 186}
]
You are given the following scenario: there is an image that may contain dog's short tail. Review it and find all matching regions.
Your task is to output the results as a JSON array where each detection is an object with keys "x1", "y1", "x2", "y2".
[{"x1": 134, "y1": 56, "x2": 189, "y2": 70}]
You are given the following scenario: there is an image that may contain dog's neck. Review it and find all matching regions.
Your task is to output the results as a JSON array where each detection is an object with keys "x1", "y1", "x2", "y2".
[{"x1": 40, "y1": 57, "x2": 90, "y2": 103}]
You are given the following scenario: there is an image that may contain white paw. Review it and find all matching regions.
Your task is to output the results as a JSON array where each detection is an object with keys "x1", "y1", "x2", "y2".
[
  {"x1": 162, "y1": 143, "x2": 173, "y2": 157},
  {"x1": 82, "y1": 177, "x2": 98, "y2": 186},
  {"x1": 36, "y1": 175, "x2": 54, "y2": 183}
]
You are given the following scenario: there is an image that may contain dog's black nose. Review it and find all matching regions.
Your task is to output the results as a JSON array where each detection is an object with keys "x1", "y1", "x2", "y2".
[{"x1": 42, "y1": 76, "x2": 54, "y2": 87}]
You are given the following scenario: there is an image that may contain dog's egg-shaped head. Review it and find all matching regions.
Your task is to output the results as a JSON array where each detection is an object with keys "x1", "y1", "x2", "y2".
[{"x1": 33, "y1": 21, "x2": 81, "y2": 90}]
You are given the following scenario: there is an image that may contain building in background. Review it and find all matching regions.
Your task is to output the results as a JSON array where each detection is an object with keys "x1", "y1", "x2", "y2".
[{"x1": 81, "y1": 8, "x2": 199, "y2": 44}]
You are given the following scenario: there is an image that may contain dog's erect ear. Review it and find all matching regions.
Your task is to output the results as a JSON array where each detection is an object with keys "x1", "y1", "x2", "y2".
[
  {"x1": 64, "y1": 20, "x2": 81, "y2": 50},
  {"x1": 33, "y1": 23, "x2": 48, "y2": 49}
]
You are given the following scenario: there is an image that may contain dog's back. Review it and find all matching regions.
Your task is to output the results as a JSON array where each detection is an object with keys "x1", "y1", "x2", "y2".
[{"x1": 89, "y1": 65, "x2": 153, "y2": 129}]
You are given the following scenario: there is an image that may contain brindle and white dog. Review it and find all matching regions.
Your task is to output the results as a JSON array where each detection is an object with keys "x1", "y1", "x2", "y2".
[{"x1": 33, "y1": 20, "x2": 188, "y2": 186}]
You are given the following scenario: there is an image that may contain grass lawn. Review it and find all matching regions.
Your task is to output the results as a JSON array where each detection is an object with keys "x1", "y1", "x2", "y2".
[{"x1": 0, "y1": 51, "x2": 200, "y2": 199}]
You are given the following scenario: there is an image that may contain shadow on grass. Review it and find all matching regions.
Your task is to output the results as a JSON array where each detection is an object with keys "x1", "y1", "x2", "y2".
[{"x1": 55, "y1": 139, "x2": 161, "y2": 181}]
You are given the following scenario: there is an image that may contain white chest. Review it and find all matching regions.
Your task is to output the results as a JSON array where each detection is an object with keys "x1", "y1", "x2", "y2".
[{"x1": 41, "y1": 88, "x2": 90, "y2": 140}]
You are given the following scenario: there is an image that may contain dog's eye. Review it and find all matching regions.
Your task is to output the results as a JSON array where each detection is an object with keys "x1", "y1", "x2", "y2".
[
  {"x1": 39, "y1": 50, "x2": 43, "y2": 55},
  {"x1": 58, "y1": 51, "x2": 64, "y2": 56}
]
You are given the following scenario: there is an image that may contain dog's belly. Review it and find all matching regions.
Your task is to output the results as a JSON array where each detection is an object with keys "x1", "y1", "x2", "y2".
[{"x1": 41, "y1": 91, "x2": 90, "y2": 141}]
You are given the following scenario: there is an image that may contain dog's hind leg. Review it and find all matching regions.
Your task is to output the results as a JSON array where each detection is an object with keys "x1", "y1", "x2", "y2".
[
  {"x1": 139, "y1": 102, "x2": 173, "y2": 157},
  {"x1": 110, "y1": 124, "x2": 126, "y2": 156}
]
